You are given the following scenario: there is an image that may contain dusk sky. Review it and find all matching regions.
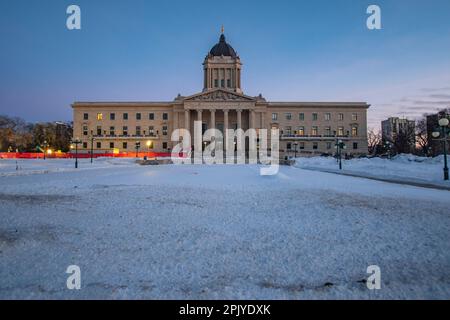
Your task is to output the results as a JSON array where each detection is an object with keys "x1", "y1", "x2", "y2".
[{"x1": 1, "y1": 0, "x2": 449, "y2": 128}]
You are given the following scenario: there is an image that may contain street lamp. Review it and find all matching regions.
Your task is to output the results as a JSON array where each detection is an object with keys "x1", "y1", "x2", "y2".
[
  {"x1": 90, "y1": 130, "x2": 95, "y2": 164},
  {"x1": 42, "y1": 140, "x2": 49, "y2": 160},
  {"x1": 432, "y1": 117, "x2": 450, "y2": 181},
  {"x1": 334, "y1": 139, "x2": 346, "y2": 170},
  {"x1": 71, "y1": 137, "x2": 82, "y2": 169},
  {"x1": 384, "y1": 141, "x2": 393, "y2": 159},
  {"x1": 293, "y1": 142, "x2": 298, "y2": 159},
  {"x1": 135, "y1": 142, "x2": 141, "y2": 158}
]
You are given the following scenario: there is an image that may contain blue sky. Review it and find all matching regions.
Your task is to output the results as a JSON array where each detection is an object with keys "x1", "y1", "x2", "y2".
[{"x1": 0, "y1": 0, "x2": 449, "y2": 128}]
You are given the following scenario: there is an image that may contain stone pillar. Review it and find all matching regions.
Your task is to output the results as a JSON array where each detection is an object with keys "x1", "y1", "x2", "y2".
[
  {"x1": 237, "y1": 110, "x2": 242, "y2": 130},
  {"x1": 224, "y1": 110, "x2": 229, "y2": 132},
  {"x1": 197, "y1": 109, "x2": 203, "y2": 124},
  {"x1": 250, "y1": 110, "x2": 255, "y2": 129},
  {"x1": 261, "y1": 112, "x2": 265, "y2": 129},
  {"x1": 184, "y1": 109, "x2": 190, "y2": 131},
  {"x1": 210, "y1": 109, "x2": 216, "y2": 129}
]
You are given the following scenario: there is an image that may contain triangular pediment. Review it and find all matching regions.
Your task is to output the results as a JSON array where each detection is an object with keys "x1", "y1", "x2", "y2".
[{"x1": 183, "y1": 89, "x2": 256, "y2": 102}]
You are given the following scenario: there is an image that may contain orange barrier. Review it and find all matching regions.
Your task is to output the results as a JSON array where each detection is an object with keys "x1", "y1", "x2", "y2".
[{"x1": 0, "y1": 152, "x2": 185, "y2": 159}]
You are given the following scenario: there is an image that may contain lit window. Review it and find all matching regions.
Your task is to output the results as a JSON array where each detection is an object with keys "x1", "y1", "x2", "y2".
[
  {"x1": 312, "y1": 126, "x2": 318, "y2": 136},
  {"x1": 352, "y1": 127, "x2": 358, "y2": 137},
  {"x1": 338, "y1": 127, "x2": 344, "y2": 136},
  {"x1": 298, "y1": 127, "x2": 305, "y2": 136},
  {"x1": 97, "y1": 113, "x2": 103, "y2": 121}
]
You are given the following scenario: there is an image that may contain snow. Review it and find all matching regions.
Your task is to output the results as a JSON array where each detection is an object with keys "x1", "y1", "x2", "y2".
[
  {"x1": 0, "y1": 158, "x2": 449, "y2": 299},
  {"x1": 295, "y1": 154, "x2": 450, "y2": 187}
]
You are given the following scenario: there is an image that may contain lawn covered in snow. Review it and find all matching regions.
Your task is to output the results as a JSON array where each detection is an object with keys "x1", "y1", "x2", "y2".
[
  {"x1": 0, "y1": 158, "x2": 449, "y2": 299},
  {"x1": 296, "y1": 154, "x2": 450, "y2": 186}
]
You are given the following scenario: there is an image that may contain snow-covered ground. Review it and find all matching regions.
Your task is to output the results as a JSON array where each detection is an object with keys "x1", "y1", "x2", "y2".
[
  {"x1": 0, "y1": 158, "x2": 449, "y2": 299},
  {"x1": 296, "y1": 154, "x2": 450, "y2": 187}
]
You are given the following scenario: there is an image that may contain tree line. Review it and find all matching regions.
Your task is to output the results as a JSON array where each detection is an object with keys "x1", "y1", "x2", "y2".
[{"x1": 0, "y1": 115, "x2": 73, "y2": 152}]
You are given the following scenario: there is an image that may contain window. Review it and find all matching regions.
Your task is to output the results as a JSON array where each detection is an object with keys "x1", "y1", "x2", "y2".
[
  {"x1": 325, "y1": 113, "x2": 331, "y2": 121},
  {"x1": 313, "y1": 142, "x2": 318, "y2": 150},
  {"x1": 312, "y1": 113, "x2": 318, "y2": 121},
  {"x1": 162, "y1": 126, "x2": 168, "y2": 136},
  {"x1": 299, "y1": 113, "x2": 305, "y2": 121},
  {"x1": 312, "y1": 126, "x2": 318, "y2": 136},
  {"x1": 110, "y1": 126, "x2": 115, "y2": 136},
  {"x1": 338, "y1": 113, "x2": 344, "y2": 121},
  {"x1": 149, "y1": 113, "x2": 154, "y2": 120},
  {"x1": 123, "y1": 113, "x2": 128, "y2": 120},
  {"x1": 96, "y1": 126, "x2": 102, "y2": 136},
  {"x1": 110, "y1": 113, "x2": 115, "y2": 120},
  {"x1": 83, "y1": 125, "x2": 88, "y2": 136},
  {"x1": 285, "y1": 113, "x2": 292, "y2": 120},
  {"x1": 123, "y1": 126, "x2": 128, "y2": 136},
  {"x1": 299, "y1": 142, "x2": 305, "y2": 150},
  {"x1": 163, "y1": 113, "x2": 168, "y2": 121},
  {"x1": 214, "y1": 79, "x2": 219, "y2": 87},
  {"x1": 96, "y1": 142, "x2": 101, "y2": 149},
  {"x1": 338, "y1": 126, "x2": 344, "y2": 136},
  {"x1": 83, "y1": 113, "x2": 89, "y2": 120},
  {"x1": 326, "y1": 142, "x2": 332, "y2": 150},
  {"x1": 136, "y1": 126, "x2": 141, "y2": 136},
  {"x1": 286, "y1": 142, "x2": 292, "y2": 150},
  {"x1": 298, "y1": 126, "x2": 305, "y2": 136},
  {"x1": 285, "y1": 126, "x2": 292, "y2": 135},
  {"x1": 272, "y1": 113, "x2": 278, "y2": 121},
  {"x1": 162, "y1": 142, "x2": 168, "y2": 149},
  {"x1": 123, "y1": 142, "x2": 127, "y2": 149},
  {"x1": 352, "y1": 127, "x2": 358, "y2": 137},
  {"x1": 136, "y1": 113, "x2": 141, "y2": 120},
  {"x1": 227, "y1": 79, "x2": 231, "y2": 87},
  {"x1": 97, "y1": 113, "x2": 103, "y2": 121},
  {"x1": 221, "y1": 79, "x2": 225, "y2": 87},
  {"x1": 149, "y1": 126, "x2": 155, "y2": 136},
  {"x1": 325, "y1": 127, "x2": 331, "y2": 137},
  {"x1": 110, "y1": 142, "x2": 114, "y2": 149},
  {"x1": 352, "y1": 113, "x2": 358, "y2": 121},
  {"x1": 83, "y1": 142, "x2": 87, "y2": 149},
  {"x1": 353, "y1": 142, "x2": 358, "y2": 150}
]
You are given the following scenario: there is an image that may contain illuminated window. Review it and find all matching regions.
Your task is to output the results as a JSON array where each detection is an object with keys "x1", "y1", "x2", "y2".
[
  {"x1": 312, "y1": 126, "x2": 318, "y2": 136},
  {"x1": 338, "y1": 127, "x2": 344, "y2": 136},
  {"x1": 298, "y1": 127, "x2": 305, "y2": 136},
  {"x1": 97, "y1": 113, "x2": 103, "y2": 121},
  {"x1": 352, "y1": 127, "x2": 358, "y2": 137}
]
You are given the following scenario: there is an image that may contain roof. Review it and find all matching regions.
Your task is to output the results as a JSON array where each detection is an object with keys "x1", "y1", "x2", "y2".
[{"x1": 209, "y1": 34, "x2": 237, "y2": 58}]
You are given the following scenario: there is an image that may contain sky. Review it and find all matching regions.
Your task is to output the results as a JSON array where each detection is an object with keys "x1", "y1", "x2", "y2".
[{"x1": 0, "y1": 0, "x2": 449, "y2": 129}]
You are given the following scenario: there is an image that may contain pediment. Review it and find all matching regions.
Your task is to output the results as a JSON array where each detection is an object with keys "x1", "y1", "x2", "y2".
[{"x1": 183, "y1": 89, "x2": 256, "y2": 102}]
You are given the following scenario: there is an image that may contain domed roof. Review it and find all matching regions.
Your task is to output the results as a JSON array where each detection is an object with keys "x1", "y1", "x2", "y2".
[{"x1": 209, "y1": 34, "x2": 237, "y2": 58}]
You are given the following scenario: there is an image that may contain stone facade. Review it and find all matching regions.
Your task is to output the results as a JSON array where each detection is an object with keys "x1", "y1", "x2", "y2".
[{"x1": 72, "y1": 33, "x2": 369, "y2": 157}]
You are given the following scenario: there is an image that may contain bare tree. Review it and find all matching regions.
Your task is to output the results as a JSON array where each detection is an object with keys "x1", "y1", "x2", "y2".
[
  {"x1": 415, "y1": 118, "x2": 428, "y2": 156},
  {"x1": 367, "y1": 128, "x2": 382, "y2": 155}
]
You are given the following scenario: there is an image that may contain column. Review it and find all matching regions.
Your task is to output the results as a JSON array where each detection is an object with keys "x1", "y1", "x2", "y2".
[
  {"x1": 261, "y1": 112, "x2": 266, "y2": 129},
  {"x1": 223, "y1": 110, "x2": 229, "y2": 132},
  {"x1": 197, "y1": 109, "x2": 203, "y2": 124},
  {"x1": 250, "y1": 110, "x2": 255, "y2": 129},
  {"x1": 210, "y1": 109, "x2": 216, "y2": 129},
  {"x1": 237, "y1": 110, "x2": 242, "y2": 130},
  {"x1": 184, "y1": 109, "x2": 190, "y2": 131}
]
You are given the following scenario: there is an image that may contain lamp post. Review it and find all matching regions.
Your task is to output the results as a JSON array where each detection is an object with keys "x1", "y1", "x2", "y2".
[
  {"x1": 90, "y1": 130, "x2": 95, "y2": 164},
  {"x1": 432, "y1": 117, "x2": 450, "y2": 181},
  {"x1": 71, "y1": 138, "x2": 82, "y2": 169},
  {"x1": 135, "y1": 142, "x2": 140, "y2": 158},
  {"x1": 293, "y1": 142, "x2": 298, "y2": 159},
  {"x1": 384, "y1": 141, "x2": 392, "y2": 159},
  {"x1": 334, "y1": 139, "x2": 346, "y2": 170},
  {"x1": 42, "y1": 140, "x2": 49, "y2": 160}
]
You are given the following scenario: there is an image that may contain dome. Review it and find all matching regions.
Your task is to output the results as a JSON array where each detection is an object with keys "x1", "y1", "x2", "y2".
[{"x1": 209, "y1": 34, "x2": 237, "y2": 58}]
